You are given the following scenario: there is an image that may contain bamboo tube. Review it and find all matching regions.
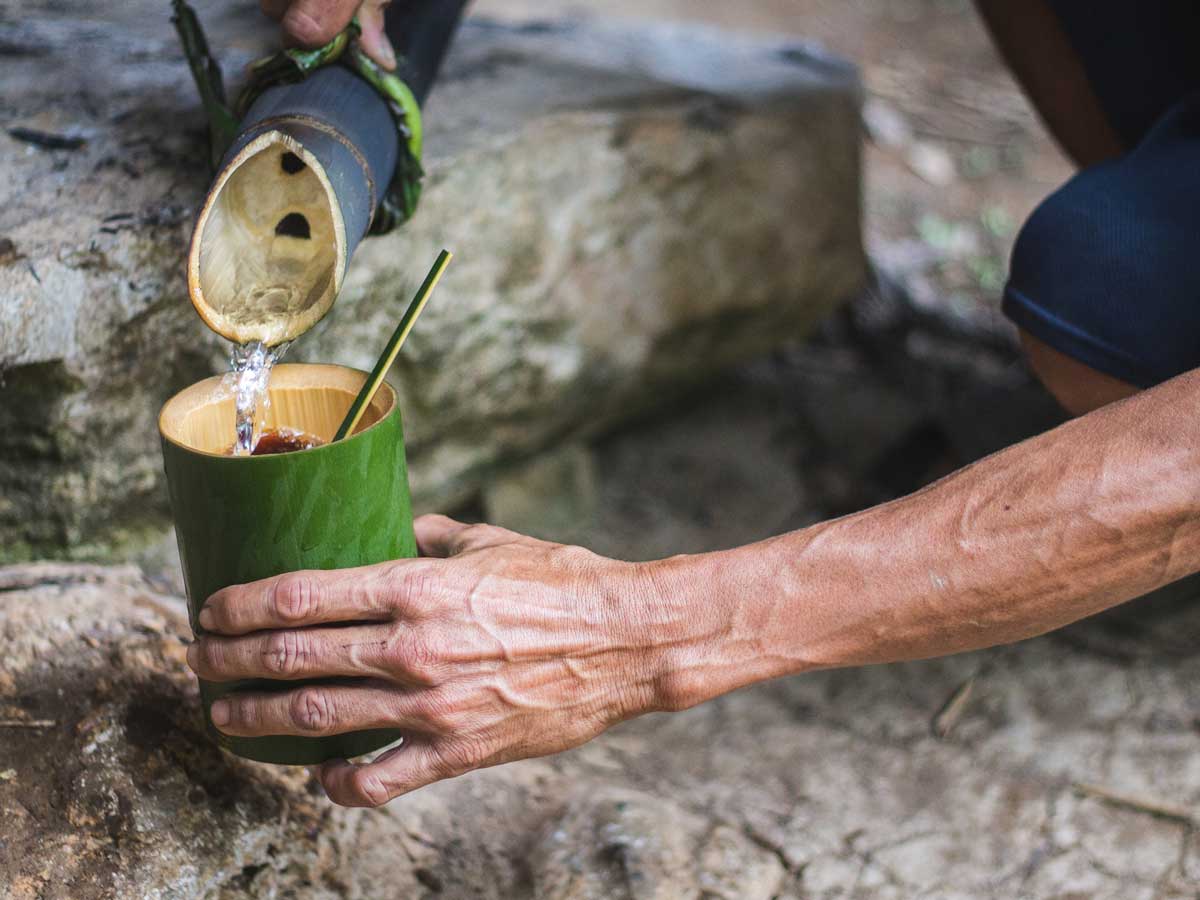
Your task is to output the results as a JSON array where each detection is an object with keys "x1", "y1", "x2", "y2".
[{"x1": 186, "y1": 1, "x2": 468, "y2": 347}]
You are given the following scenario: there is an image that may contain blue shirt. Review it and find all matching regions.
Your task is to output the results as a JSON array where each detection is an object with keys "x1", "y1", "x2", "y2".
[{"x1": 1002, "y1": 1, "x2": 1200, "y2": 387}]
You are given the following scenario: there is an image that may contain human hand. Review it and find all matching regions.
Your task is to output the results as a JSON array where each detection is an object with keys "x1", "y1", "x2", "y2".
[
  {"x1": 260, "y1": 0, "x2": 397, "y2": 70},
  {"x1": 187, "y1": 515, "x2": 669, "y2": 807}
]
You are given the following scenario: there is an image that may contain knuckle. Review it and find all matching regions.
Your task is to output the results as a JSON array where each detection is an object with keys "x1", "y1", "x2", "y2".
[
  {"x1": 201, "y1": 597, "x2": 227, "y2": 631},
  {"x1": 351, "y1": 769, "x2": 392, "y2": 808},
  {"x1": 377, "y1": 628, "x2": 406, "y2": 671},
  {"x1": 654, "y1": 670, "x2": 702, "y2": 714},
  {"x1": 271, "y1": 574, "x2": 320, "y2": 624},
  {"x1": 378, "y1": 563, "x2": 434, "y2": 620},
  {"x1": 414, "y1": 692, "x2": 458, "y2": 734},
  {"x1": 460, "y1": 523, "x2": 496, "y2": 547},
  {"x1": 264, "y1": 630, "x2": 308, "y2": 677},
  {"x1": 285, "y1": 21, "x2": 319, "y2": 45},
  {"x1": 394, "y1": 564, "x2": 434, "y2": 608},
  {"x1": 446, "y1": 525, "x2": 482, "y2": 555},
  {"x1": 284, "y1": 10, "x2": 332, "y2": 46},
  {"x1": 400, "y1": 631, "x2": 443, "y2": 683},
  {"x1": 439, "y1": 738, "x2": 488, "y2": 774},
  {"x1": 290, "y1": 687, "x2": 336, "y2": 733}
]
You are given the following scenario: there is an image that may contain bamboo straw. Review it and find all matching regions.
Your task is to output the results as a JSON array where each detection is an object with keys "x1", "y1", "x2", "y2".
[{"x1": 333, "y1": 249, "x2": 452, "y2": 441}]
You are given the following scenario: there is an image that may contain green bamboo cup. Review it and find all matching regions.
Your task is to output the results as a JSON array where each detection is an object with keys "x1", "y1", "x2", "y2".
[{"x1": 159, "y1": 363, "x2": 416, "y2": 765}]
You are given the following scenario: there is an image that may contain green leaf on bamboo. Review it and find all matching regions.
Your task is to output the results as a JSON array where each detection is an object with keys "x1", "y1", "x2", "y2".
[{"x1": 170, "y1": 0, "x2": 238, "y2": 168}]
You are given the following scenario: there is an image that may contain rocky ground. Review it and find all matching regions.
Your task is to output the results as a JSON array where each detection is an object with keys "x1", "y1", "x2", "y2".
[
  {"x1": 23, "y1": 284, "x2": 1200, "y2": 899},
  {"x1": 8, "y1": 500, "x2": 1200, "y2": 898},
  {"x1": 7, "y1": 2, "x2": 1199, "y2": 898}
]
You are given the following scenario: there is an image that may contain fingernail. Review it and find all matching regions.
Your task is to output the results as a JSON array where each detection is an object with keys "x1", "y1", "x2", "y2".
[
  {"x1": 198, "y1": 607, "x2": 215, "y2": 631},
  {"x1": 186, "y1": 642, "x2": 200, "y2": 671},
  {"x1": 210, "y1": 700, "x2": 230, "y2": 727}
]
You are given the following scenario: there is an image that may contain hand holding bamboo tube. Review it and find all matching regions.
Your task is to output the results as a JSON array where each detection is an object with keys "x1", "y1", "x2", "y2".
[{"x1": 262, "y1": 0, "x2": 398, "y2": 71}]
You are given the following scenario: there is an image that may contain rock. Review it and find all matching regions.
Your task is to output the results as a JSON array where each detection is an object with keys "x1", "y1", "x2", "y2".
[
  {"x1": 0, "y1": 563, "x2": 554, "y2": 898},
  {"x1": 571, "y1": 375, "x2": 811, "y2": 560},
  {"x1": 531, "y1": 788, "x2": 703, "y2": 898},
  {"x1": 0, "y1": 3, "x2": 866, "y2": 560},
  {"x1": 483, "y1": 443, "x2": 600, "y2": 542},
  {"x1": 529, "y1": 787, "x2": 786, "y2": 899},
  {"x1": 696, "y1": 824, "x2": 787, "y2": 899},
  {"x1": 0, "y1": 564, "x2": 315, "y2": 899},
  {"x1": 6, "y1": 562, "x2": 1200, "y2": 897}
]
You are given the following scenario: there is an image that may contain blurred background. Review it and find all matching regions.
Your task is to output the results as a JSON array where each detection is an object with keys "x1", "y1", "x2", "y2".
[
  {"x1": 479, "y1": 0, "x2": 1073, "y2": 329},
  {"x1": 460, "y1": 0, "x2": 1072, "y2": 562}
]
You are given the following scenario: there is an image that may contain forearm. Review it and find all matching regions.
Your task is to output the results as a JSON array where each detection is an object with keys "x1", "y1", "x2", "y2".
[{"x1": 644, "y1": 369, "x2": 1200, "y2": 709}]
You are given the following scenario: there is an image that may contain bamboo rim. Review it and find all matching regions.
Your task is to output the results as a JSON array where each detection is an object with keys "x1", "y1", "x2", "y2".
[
  {"x1": 159, "y1": 364, "x2": 395, "y2": 459},
  {"x1": 186, "y1": 129, "x2": 348, "y2": 346}
]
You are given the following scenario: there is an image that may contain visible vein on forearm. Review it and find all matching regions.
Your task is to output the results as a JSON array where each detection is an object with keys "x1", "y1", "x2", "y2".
[{"x1": 681, "y1": 370, "x2": 1200, "y2": 698}]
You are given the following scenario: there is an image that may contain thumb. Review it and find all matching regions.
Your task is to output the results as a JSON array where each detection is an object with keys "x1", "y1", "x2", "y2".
[
  {"x1": 280, "y1": 0, "x2": 359, "y2": 47},
  {"x1": 356, "y1": 0, "x2": 397, "y2": 70},
  {"x1": 415, "y1": 516, "x2": 522, "y2": 558},
  {"x1": 414, "y1": 514, "x2": 471, "y2": 558},
  {"x1": 319, "y1": 739, "x2": 448, "y2": 807}
]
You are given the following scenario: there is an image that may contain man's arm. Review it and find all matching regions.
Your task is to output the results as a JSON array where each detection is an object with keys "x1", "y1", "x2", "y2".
[
  {"x1": 649, "y1": 367, "x2": 1200, "y2": 708},
  {"x1": 189, "y1": 368, "x2": 1200, "y2": 806}
]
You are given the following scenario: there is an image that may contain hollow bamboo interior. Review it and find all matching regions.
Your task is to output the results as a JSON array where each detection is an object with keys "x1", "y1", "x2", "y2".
[
  {"x1": 159, "y1": 364, "x2": 393, "y2": 456},
  {"x1": 187, "y1": 130, "x2": 347, "y2": 346}
]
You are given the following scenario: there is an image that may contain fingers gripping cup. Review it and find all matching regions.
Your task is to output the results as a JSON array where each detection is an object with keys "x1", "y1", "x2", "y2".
[{"x1": 159, "y1": 364, "x2": 415, "y2": 765}]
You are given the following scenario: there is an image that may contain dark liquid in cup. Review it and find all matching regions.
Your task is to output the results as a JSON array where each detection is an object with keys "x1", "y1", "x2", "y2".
[{"x1": 229, "y1": 429, "x2": 324, "y2": 456}]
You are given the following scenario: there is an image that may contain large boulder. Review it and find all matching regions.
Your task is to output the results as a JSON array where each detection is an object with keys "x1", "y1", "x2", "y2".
[
  {"x1": 5, "y1": 563, "x2": 1200, "y2": 898},
  {"x1": 0, "y1": 2, "x2": 865, "y2": 561}
]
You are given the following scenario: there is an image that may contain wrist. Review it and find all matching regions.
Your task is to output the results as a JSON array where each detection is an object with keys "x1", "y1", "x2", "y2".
[
  {"x1": 587, "y1": 552, "x2": 703, "y2": 719},
  {"x1": 627, "y1": 551, "x2": 728, "y2": 714},
  {"x1": 631, "y1": 541, "x2": 818, "y2": 714}
]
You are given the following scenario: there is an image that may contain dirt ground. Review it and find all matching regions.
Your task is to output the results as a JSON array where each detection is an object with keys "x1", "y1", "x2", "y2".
[
  {"x1": 477, "y1": 0, "x2": 1076, "y2": 337},
  {"x1": 11, "y1": 560, "x2": 1200, "y2": 898}
]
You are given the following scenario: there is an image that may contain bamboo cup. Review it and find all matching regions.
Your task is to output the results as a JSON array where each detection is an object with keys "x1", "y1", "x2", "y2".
[{"x1": 159, "y1": 364, "x2": 415, "y2": 765}]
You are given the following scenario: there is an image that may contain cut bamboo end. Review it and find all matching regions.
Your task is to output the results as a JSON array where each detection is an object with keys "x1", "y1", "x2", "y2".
[
  {"x1": 187, "y1": 130, "x2": 348, "y2": 347},
  {"x1": 159, "y1": 364, "x2": 393, "y2": 456}
]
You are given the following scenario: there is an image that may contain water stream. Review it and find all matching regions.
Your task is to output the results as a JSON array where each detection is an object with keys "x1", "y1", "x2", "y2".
[{"x1": 227, "y1": 341, "x2": 289, "y2": 455}]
